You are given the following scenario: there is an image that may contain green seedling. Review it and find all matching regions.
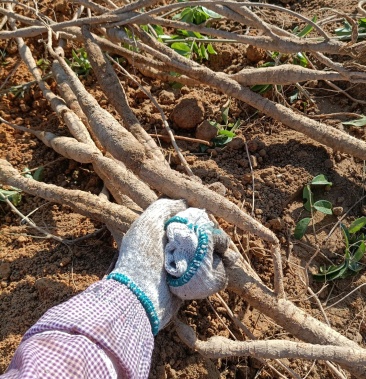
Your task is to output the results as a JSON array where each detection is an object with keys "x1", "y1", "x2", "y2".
[
  {"x1": 201, "y1": 100, "x2": 240, "y2": 151},
  {"x1": 140, "y1": 4, "x2": 219, "y2": 62},
  {"x1": 66, "y1": 48, "x2": 92, "y2": 76},
  {"x1": 313, "y1": 218, "x2": 366, "y2": 281},
  {"x1": 0, "y1": 188, "x2": 22, "y2": 206},
  {"x1": 335, "y1": 18, "x2": 366, "y2": 41},
  {"x1": 36, "y1": 58, "x2": 51, "y2": 72},
  {"x1": 0, "y1": 167, "x2": 44, "y2": 206},
  {"x1": 172, "y1": 4, "x2": 221, "y2": 25},
  {"x1": 142, "y1": 24, "x2": 217, "y2": 62},
  {"x1": 251, "y1": 17, "x2": 316, "y2": 95},
  {"x1": 294, "y1": 174, "x2": 333, "y2": 240}
]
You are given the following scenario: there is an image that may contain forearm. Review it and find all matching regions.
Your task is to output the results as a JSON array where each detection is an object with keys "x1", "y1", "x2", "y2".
[{"x1": 2, "y1": 279, "x2": 154, "y2": 379}]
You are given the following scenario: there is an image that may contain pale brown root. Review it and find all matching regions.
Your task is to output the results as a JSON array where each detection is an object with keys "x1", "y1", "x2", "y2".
[
  {"x1": 230, "y1": 64, "x2": 366, "y2": 85},
  {"x1": 0, "y1": 160, "x2": 137, "y2": 241},
  {"x1": 226, "y1": 258, "x2": 366, "y2": 378},
  {"x1": 80, "y1": 25, "x2": 167, "y2": 164},
  {"x1": 175, "y1": 319, "x2": 366, "y2": 366},
  {"x1": 33, "y1": 131, "x2": 157, "y2": 209}
]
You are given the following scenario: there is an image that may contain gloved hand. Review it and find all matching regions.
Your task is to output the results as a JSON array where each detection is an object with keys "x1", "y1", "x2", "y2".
[
  {"x1": 164, "y1": 208, "x2": 231, "y2": 300},
  {"x1": 108, "y1": 198, "x2": 187, "y2": 335}
]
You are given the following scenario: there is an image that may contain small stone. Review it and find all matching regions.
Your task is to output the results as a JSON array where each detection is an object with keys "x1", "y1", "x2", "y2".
[
  {"x1": 242, "y1": 173, "x2": 252, "y2": 184},
  {"x1": 267, "y1": 217, "x2": 284, "y2": 231},
  {"x1": 335, "y1": 153, "x2": 342, "y2": 162},
  {"x1": 170, "y1": 97, "x2": 204, "y2": 130},
  {"x1": 158, "y1": 90, "x2": 175, "y2": 104},
  {"x1": 135, "y1": 88, "x2": 150, "y2": 100},
  {"x1": 246, "y1": 45, "x2": 266, "y2": 63},
  {"x1": 195, "y1": 120, "x2": 217, "y2": 141},
  {"x1": 17, "y1": 235, "x2": 27, "y2": 243},
  {"x1": 226, "y1": 136, "x2": 245, "y2": 150},
  {"x1": 324, "y1": 159, "x2": 334, "y2": 168},
  {"x1": 60, "y1": 256, "x2": 71, "y2": 267},
  {"x1": 333, "y1": 207, "x2": 343, "y2": 216},
  {"x1": 250, "y1": 155, "x2": 258, "y2": 168},
  {"x1": 1, "y1": 281, "x2": 7, "y2": 288},
  {"x1": 255, "y1": 208, "x2": 263, "y2": 215},
  {"x1": 207, "y1": 148, "x2": 217, "y2": 157},
  {"x1": 0, "y1": 262, "x2": 11, "y2": 280},
  {"x1": 247, "y1": 139, "x2": 258, "y2": 153},
  {"x1": 258, "y1": 148, "x2": 267, "y2": 157}
]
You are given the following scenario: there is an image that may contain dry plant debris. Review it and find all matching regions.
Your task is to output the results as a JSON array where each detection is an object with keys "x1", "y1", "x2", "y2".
[{"x1": 1, "y1": 0, "x2": 366, "y2": 377}]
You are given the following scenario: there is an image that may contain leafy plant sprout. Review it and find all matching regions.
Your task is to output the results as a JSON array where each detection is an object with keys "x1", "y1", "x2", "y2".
[{"x1": 294, "y1": 174, "x2": 333, "y2": 241}]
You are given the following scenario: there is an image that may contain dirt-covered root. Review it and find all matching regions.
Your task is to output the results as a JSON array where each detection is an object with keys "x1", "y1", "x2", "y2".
[{"x1": 0, "y1": 160, "x2": 137, "y2": 243}]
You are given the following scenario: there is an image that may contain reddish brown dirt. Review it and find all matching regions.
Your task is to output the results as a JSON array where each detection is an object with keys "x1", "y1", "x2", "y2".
[{"x1": 1, "y1": 1, "x2": 366, "y2": 378}]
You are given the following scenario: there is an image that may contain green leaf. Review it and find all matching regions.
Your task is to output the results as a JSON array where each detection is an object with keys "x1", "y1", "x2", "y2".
[
  {"x1": 250, "y1": 84, "x2": 272, "y2": 94},
  {"x1": 22, "y1": 168, "x2": 33, "y2": 179},
  {"x1": 206, "y1": 43, "x2": 217, "y2": 55},
  {"x1": 218, "y1": 129, "x2": 236, "y2": 138},
  {"x1": 312, "y1": 261, "x2": 348, "y2": 282},
  {"x1": 348, "y1": 217, "x2": 366, "y2": 234},
  {"x1": 0, "y1": 189, "x2": 22, "y2": 206},
  {"x1": 33, "y1": 166, "x2": 44, "y2": 182},
  {"x1": 296, "y1": 16, "x2": 317, "y2": 37},
  {"x1": 310, "y1": 174, "x2": 332, "y2": 186},
  {"x1": 303, "y1": 184, "x2": 313, "y2": 211},
  {"x1": 313, "y1": 200, "x2": 333, "y2": 215},
  {"x1": 347, "y1": 261, "x2": 363, "y2": 273},
  {"x1": 293, "y1": 52, "x2": 308, "y2": 67},
  {"x1": 351, "y1": 240, "x2": 366, "y2": 263},
  {"x1": 201, "y1": 6, "x2": 221, "y2": 19},
  {"x1": 171, "y1": 42, "x2": 191, "y2": 56},
  {"x1": 341, "y1": 223, "x2": 350, "y2": 250},
  {"x1": 200, "y1": 44, "x2": 208, "y2": 60},
  {"x1": 212, "y1": 135, "x2": 233, "y2": 147},
  {"x1": 288, "y1": 90, "x2": 299, "y2": 104},
  {"x1": 342, "y1": 115, "x2": 366, "y2": 127},
  {"x1": 294, "y1": 217, "x2": 311, "y2": 239}
]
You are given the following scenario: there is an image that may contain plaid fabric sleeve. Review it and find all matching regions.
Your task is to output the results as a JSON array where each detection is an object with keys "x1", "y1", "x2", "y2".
[{"x1": 2, "y1": 279, "x2": 154, "y2": 379}]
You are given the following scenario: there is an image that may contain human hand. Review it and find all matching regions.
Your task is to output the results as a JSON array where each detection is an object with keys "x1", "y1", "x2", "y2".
[
  {"x1": 108, "y1": 198, "x2": 187, "y2": 335},
  {"x1": 164, "y1": 208, "x2": 233, "y2": 300}
]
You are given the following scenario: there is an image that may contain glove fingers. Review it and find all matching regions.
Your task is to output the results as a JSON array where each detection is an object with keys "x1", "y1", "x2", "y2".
[
  {"x1": 169, "y1": 253, "x2": 227, "y2": 300},
  {"x1": 212, "y1": 231, "x2": 231, "y2": 255}
]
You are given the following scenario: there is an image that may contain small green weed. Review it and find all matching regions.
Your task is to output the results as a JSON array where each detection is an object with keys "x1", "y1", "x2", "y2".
[
  {"x1": 172, "y1": 4, "x2": 221, "y2": 25},
  {"x1": 335, "y1": 18, "x2": 366, "y2": 41},
  {"x1": 199, "y1": 100, "x2": 240, "y2": 152},
  {"x1": 313, "y1": 218, "x2": 366, "y2": 281},
  {"x1": 251, "y1": 17, "x2": 316, "y2": 96},
  {"x1": 0, "y1": 167, "x2": 44, "y2": 206},
  {"x1": 66, "y1": 48, "x2": 92, "y2": 76},
  {"x1": 294, "y1": 174, "x2": 333, "y2": 240}
]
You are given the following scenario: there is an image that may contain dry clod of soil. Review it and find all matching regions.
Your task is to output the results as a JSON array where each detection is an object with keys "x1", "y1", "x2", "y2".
[
  {"x1": 246, "y1": 45, "x2": 267, "y2": 64},
  {"x1": 0, "y1": 262, "x2": 11, "y2": 280},
  {"x1": 195, "y1": 120, "x2": 217, "y2": 141},
  {"x1": 170, "y1": 96, "x2": 204, "y2": 130}
]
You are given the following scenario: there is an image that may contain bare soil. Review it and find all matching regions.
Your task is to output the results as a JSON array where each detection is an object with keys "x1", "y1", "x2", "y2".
[{"x1": 1, "y1": 1, "x2": 366, "y2": 378}]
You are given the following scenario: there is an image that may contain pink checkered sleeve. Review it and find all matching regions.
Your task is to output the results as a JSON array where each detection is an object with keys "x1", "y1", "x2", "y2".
[{"x1": 1, "y1": 279, "x2": 154, "y2": 379}]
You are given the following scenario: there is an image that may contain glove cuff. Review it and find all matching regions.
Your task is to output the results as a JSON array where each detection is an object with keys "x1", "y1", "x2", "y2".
[
  {"x1": 107, "y1": 273, "x2": 160, "y2": 335},
  {"x1": 164, "y1": 216, "x2": 211, "y2": 287}
]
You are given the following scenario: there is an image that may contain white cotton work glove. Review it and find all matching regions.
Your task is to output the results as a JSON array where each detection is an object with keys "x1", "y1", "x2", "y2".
[
  {"x1": 164, "y1": 208, "x2": 230, "y2": 300},
  {"x1": 107, "y1": 198, "x2": 187, "y2": 335}
]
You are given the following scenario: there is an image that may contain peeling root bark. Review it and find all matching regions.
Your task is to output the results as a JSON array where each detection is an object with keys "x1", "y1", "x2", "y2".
[{"x1": 175, "y1": 320, "x2": 366, "y2": 366}]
